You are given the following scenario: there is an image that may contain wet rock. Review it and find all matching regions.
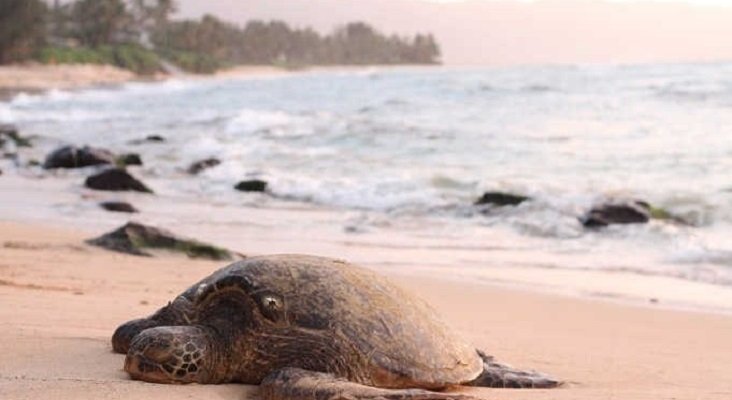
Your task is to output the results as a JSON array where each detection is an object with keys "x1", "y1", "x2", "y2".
[
  {"x1": 475, "y1": 191, "x2": 530, "y2": 207},
  {"x1": 86, "y1": 222, "x2": 238, "y2": 260},
  {"x1": 583, "y1": 199, "x2": 692, "y2": 228},
  {"x1": 582, "y1": 200, "x2": 650, "y2": 228},
  {"x1": 145, "y1": 135, "x2": 165, "y2": 142},
  {"x1": 235, "y1": 179, "x2": 268, "y2": 193},
  {"x1": 85, "y1": 168, "x2": 153, "y2": 193},
  {"x1": 100, "y1": 201, "x2": 138, "y2": 213},
  {"x1": 129, "y1": 135, "x2": 166, "y2": 145},
  {"x1": 116, "y1": 153, "x2": 143, "y2": 167},
  {"x1": 43, "y1": 145, "x2": 115, "y2": 169},
  {"x1": 0, "y1": 124, "x2": 31, "y2": 148},
  {"x1": 188, "y1": 158, "x2": 221, "y2": 175}
]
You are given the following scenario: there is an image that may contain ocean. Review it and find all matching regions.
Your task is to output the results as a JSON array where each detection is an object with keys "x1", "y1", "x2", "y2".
[{"x1": 2, "y1": 63, "x2": 731, "y2": 309}]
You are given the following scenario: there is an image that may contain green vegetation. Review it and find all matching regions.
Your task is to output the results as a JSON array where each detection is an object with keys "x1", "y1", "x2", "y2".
[
  {"x1": 0, "y1": 0, "x2": 441, "y2": 75},
  {"x1": 157, "y1": 49, "x2": 223, "y2": 74},
  {"x1": 153, "y1": 18, "x2": 441, "y2": 67},
  {"x1": 0, "y1": 0, "x2": 47, "y2": 64},
  {"x1": 649, "y1": 206, "x2": 673, "y2": 221},
  {"x1": 37, "y1": 44, "x2": 161, "y2": 75},
  {"x1": 125, "y1": 225, "x2": 235, "y2": 260}
]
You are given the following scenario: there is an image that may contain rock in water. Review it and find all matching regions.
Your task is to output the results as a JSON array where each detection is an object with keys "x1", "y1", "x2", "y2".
[
  {"x1": 475, "y1": 191, "x2": 530, "y2": 207},
  {"x1": 100, "y1": 201, "x2": 138, "y2": 213},
  {"x1": 43, "y1": 145, "x2": 115, "y2": 169},
  {"x1": 117, "y1": 153, "x2": 143, "y2": 167},
  {"x1": 235, "y1": 179, "x2": 268, "y2": 192},
  {"x1": 87, "y1": 222, "x2": 237, "y2": 260},
  {"x1": 0, "y1": 124, "x2": 31, "y2": 148},
  {"x1": 582, "y1": 200, "x2": 650, "y2": 228},
  {"x1": 85, "y1": 168, "x2": 153, "y2": 193},
  {"x1": 129, "y1": 135, "x2": 166, "y2": 145},
  {"x1": 188, "y1": 158, "x2": 221, "y2": 175},
  {"x1": 145, "y1": 135, "x2": 165, "y2": 142}
]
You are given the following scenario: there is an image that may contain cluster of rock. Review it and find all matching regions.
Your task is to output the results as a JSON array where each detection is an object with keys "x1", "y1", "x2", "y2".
[
  {"x1": 2, "y1": 122, "x2": 696, "y2": 262},
  {"x1": 474, "y1": 190, "x2": 688, "y2": 228},
  {"x1": 42, "y1": 145, "x2": 143, "y2": 169},
  {"x1": 29, "y1": 133, "x2": 259, "y2": 258},
  {"x1": 41, "y1": 145, "x2": 152, "y2": 195}
]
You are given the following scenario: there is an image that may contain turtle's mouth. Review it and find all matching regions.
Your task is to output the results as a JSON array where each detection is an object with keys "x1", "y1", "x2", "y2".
[
  {"x1": 124, "y1": 326, "x2": 212, "y2": 384},
  {"x1": 125, "y1": 353, "x2": 179, "y2": 384}
]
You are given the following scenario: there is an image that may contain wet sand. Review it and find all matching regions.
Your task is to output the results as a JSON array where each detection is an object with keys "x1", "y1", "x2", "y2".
[{"x1": 1, "y1": 220, "x2": 730, "y2": 400}]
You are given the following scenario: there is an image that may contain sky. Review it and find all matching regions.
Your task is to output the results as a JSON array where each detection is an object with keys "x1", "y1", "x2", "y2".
[{"x1": 177, "y1": 0, "x2": 732, "y2": 66}]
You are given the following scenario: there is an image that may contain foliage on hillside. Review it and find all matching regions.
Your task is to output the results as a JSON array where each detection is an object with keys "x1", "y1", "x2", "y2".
[{"x1": 0, "y1": 0, "x2": 441, "y2": 75}]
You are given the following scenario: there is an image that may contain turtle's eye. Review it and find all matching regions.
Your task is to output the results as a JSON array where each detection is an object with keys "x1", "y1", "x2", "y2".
[{"x1": 257, "y1": 293, "x2": 284, "y2": 322}]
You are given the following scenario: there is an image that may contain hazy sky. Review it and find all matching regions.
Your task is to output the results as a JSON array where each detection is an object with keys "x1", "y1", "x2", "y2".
[{"x1": 177, "y1": 0, "x2": 732, "y2": 66}]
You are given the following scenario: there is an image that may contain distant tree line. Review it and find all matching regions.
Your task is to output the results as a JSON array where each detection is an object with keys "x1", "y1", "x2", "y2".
[
  {"x1": 152, "y1": 17, "x2": 440, "y2": 67},
  {"x1": 0, "y1": 0, "x2": 441, "y2": 74}
]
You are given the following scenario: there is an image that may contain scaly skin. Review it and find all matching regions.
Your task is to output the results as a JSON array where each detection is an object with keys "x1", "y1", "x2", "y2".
[{"x1": 114, "y1": 255, "x2": 561, "y2": 399}]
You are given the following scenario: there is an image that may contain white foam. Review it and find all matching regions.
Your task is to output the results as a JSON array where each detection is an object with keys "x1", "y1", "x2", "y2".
[
  {"x1": 4, "y1": 64, "x2": 732, "y2": 291},
  {"x1": 0, "y1": 104, "x2": 13, "y2": 123}
]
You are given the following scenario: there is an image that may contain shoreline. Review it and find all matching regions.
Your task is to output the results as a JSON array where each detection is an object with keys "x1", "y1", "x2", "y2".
[
  {"x1": 1, "y1": 220, "x2": 731, "y2": 399},
  {"x1": 0, "y1": 64, "x2": 140, "y2": 101},
  {"x1": 0, "y1": 171, "x2": 730, "y2": 317},
  {"x1": 0, "y1": 63, "x2": 439, "y2": 102},
  {"x1": 2, "y1": 62, "x2": 731, "y2": 317}
]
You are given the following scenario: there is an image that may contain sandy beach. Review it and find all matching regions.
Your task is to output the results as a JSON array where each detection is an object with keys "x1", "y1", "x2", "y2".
[
  {"x1": 0, "y1": 64, "x2": 139, "y2": 99},
  {"x1": 1, "y1": 220, "x2": 730, "y2": 400},
  {"x1": 0, "y1": 63, "x2": 418, "y2": 101},
  {"x1": 2, "y1": 61, "x2": 732, "y2": 400}
]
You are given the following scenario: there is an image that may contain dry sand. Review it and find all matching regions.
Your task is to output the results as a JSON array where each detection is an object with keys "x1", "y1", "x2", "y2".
[
  {"x1": 1, "y1": 220, "x2": 730, "y2": 400},
  {"x1": 0, "y1": 64, "x2": 292, "y2": 100},
  {"x1": 0, "y1": 64, "x2": 138, "y2": 97},
  {"x1": 0, "y1": 63, "x2": 434, "y2": 100}
]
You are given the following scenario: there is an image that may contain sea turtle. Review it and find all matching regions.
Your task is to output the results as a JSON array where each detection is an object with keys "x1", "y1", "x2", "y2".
[{"x1": 113, "y1": 255, "x2": 559, "y2": 399}]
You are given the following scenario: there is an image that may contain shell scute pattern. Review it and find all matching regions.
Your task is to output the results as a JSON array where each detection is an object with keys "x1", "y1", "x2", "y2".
[{"x1": 200, "y1": 255, "x2": 483, "y2": 387}]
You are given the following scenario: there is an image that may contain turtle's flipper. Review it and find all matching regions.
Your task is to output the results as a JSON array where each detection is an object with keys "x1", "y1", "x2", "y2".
[
  {"x1": 261, "y1": 368, "x2": 480, "y2": 400},
  {"x1": 466, "y1": 350, "x2": 560, "y2": 389}
]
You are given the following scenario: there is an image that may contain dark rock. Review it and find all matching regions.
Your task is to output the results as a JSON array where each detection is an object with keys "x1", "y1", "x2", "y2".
[
  {"x1": 86, "y1": 222, "x2": 237, "y2": 260},
  {"x1": 235, "y1": 179, "x2": 268, "y2": 192},
  {"x1": 475, "y1": 191, "x2": 530, "y2": 207},
  {"x1": 188, "y1": 158, "x2": 221, "y2": 175},
  {"x1": 100, "y1": 201, "x2": 138, "y2": 213},
  {"x1": 85, "y1": 168, "x2": 153, "y2": 193},
  {"x1": 582, "y1": 200, "x2": 650, "y2": 228},
  {"x1": 43, "y1": 145, "x2": 115, "y2": 169},
  {"x1": 116, "y1": 153, "x2": 143, "y2": 167},
  {"x1": 129, "y1": 135, "x2": 166, "y2": 145},
  {"x1": 0, "y1": 124, "x2": 31, "y2": 148}
]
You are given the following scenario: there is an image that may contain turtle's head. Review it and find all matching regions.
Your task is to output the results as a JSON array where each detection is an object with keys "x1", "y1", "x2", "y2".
[
  {"x1": 124, "y1": 325, "x2": 224, "y2": 384},
  {"x1": 112, "y1": 297, "x2": 194, "y2": 354}
]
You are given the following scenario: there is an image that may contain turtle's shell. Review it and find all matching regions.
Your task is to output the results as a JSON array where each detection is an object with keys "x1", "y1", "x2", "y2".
[{"x1": 182, "y1": 255, "x2": 483, "y2": 388}]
